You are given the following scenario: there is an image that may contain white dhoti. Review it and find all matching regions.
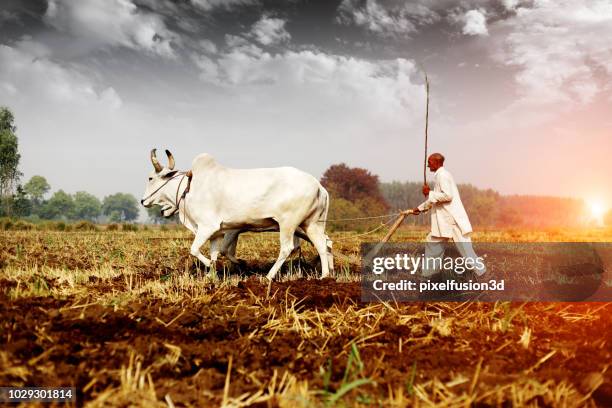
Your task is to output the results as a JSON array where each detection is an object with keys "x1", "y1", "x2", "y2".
[
  {"x1": 417, "y1": 166, "x2": 486, "y2": 278},
  {"x1": 422, "y1": 221, "x2": 486, "y2": 277}
]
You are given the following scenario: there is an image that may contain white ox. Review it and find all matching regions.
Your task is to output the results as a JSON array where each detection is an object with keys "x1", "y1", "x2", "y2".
[{"x1": 141, "y1": 149, "x2": 333, "y2": 280}]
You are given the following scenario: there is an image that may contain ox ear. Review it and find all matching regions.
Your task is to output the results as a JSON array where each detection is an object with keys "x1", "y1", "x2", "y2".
[{"x1": 163, "y1": 170, "x2": 179, "y2": 179}]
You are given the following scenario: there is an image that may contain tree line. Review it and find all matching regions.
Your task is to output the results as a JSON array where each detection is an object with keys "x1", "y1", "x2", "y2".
[
  {"x1": 2, "y1": 106, "x2": 609, "y2": 227},
  {"x1": 0, "y1": 106, "x2": 152, "y2": 223},
  {"x1": 321, "y1": 163, "x2": 608, "y2": 230},
  {"x1": 7, "y1": 174, "x2": 141, "y2": 222}
]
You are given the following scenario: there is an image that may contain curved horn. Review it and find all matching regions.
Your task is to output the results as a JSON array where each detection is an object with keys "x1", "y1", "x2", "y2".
[
  {"x1": 165, "y1": 149, "x2": 175, "y2": 170},
  {"x1": 150, "y1": 149, "x2": 163, "y2": 172}
]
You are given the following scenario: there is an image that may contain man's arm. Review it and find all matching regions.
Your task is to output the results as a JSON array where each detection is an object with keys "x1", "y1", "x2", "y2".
[
  {"x1": 417, "y1": 200, "x2": 431, "y2": 212},
  {"x1": 426, "y1": 172, "x2": 454, "y2": 204},
  {"x1": 413, "y1": 173, "x2": 454, "y2": 214}
]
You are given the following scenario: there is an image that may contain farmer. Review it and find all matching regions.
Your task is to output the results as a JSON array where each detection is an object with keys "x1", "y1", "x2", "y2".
[{"x1": 411, "y1": 153, "x2": 486, "y2": 277}]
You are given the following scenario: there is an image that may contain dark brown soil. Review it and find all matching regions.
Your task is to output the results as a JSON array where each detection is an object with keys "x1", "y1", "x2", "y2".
[{"x1": 1, "y1": 277, "x2": 611, "y2": 406}]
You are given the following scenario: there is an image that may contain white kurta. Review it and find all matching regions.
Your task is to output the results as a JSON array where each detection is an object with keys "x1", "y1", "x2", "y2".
[{"x1": 417, "y1": 167, "x2": 472, "y2": 238}]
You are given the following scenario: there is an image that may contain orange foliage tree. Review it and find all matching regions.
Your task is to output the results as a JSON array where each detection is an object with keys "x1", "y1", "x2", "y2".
[{"x1": 320, "y1": 163, "x2": 389, "y2": 231}]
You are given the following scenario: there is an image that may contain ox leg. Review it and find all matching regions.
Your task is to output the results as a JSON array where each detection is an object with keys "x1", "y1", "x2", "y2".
[
  {"x1": 326, "y1": 235, "x2": 334, "y2": 274},
  {"x1": 290, "y1": 235, "x2": 301, "y2": 257},
  {"x1": 304, "y1": 223, "x2": 331, "y2": 279},
  {"x1": 190, "y1": 226, "x2": 217, "y2": 269},
  {"x1": 210, "y1": 236, "x2": 223, "y2": 263},
  {"x1": 221, "y1": 230, "x2": 241, "y2": 264},
  {"x1": 266, "y1": 226, "x2": 296, "y2": 281}
]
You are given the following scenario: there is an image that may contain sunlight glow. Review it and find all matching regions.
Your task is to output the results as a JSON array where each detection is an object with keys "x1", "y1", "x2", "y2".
[{"x1": 588, "y1": 200, "x2": 606, "y2": 226}]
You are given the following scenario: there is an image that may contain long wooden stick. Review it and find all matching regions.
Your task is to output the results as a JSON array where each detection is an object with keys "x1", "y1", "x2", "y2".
[
  {"x1": 423, "y1": 71, "x2": 430, "y2": 185},
  {"x1": 363, "y1": 69, "x2": 428, "y2": 261}
]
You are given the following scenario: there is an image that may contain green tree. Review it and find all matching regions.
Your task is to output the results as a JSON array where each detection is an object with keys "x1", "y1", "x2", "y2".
[
  {"x1": 0, "y1": 107, "x2": 22, "y2": 215},
  {"x1": 379, "y1": 181, "x2": 423, "y2": 210},
  {"x1": 458, "y1": 184, "x2": 500, "y2": 226},
  {"x1": 327, "y1": 198, "x2": 363, "y2": 231},
  {"x1": 102, "y1": 193, "x2": 139, "y2": 222},
  {"x1": 72, "y1": 191, "x2": 102, "y2": 221},
  {"x1": 109, "y1": 210, "x2": 122, "y2": 223},
  {"x1": 39, "y1": 190, "x2": 75, "y2": 220},
  {"x1": 10, "y1": 185, "x2": 32, "y2": 217},
  {"x1": 379, "y1": 181, "x2": 430, "y2": 226},
  {"x1": 23, "y1": 175, "x2": 51, "y2": 210}
]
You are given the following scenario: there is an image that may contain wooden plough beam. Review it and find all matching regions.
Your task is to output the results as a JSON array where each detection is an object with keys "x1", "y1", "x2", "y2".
[{"x1": 363, "y1": 209, "x2": 416, "y2": 261}]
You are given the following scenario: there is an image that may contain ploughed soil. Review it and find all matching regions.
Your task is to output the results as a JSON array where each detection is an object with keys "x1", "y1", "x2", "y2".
[{"x1": 1, "y1": 274, "x2": 611, "y2": 407}]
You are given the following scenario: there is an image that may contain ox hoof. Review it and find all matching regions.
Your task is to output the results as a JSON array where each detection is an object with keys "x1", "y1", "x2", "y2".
[{"x1": 229, "y1": 257, "x2": 244, "y2": 265}]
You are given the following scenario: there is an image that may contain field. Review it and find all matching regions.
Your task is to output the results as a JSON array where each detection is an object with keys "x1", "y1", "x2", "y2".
[{"x1": 1, "y1": 227, "x2": 611, "y2": 407}]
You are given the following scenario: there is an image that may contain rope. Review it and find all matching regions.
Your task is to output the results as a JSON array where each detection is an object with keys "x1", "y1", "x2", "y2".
[
  {"x1": 149, "y1": 211, "x2": 413, "y2": 242},
  {"x1": 141, "y1": 171, "x2": 186, "y2": 203},
  {"x1": 177, "y1": 175, "x2": 188, "y2": 226},
  {"x1": 169, "y1": 173, "x2": 193, "y2": 228},
  {"x1": 317, "y1": 211, "x2": 404, "y2": 223},
  {"x1": 331, "y1": 215, "x2": 400, "y2": 241}
]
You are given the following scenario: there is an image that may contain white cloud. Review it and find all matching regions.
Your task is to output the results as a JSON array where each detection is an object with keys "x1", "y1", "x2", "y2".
[
  {"x1": 44, "y1": 0, "x2": 176, "y2": 57},
  {"x1": 192, "y1": 54, "x2": 219, "y2": 79},
  {"x1": 337, "y1": 0, "x2": 439, "y2": 37},
  {"x1": 0, "y1": 41, "x2": 122, "y2": 109},
  {"x1": 493, "y1": 0, "x2": 612, "y2": 106},
  {"x1": 460, "y1": 0, "x2": 612, "y2": 141},
  {"x1": 250, "y1": 16, "x2": 291, "y2": 46},
  {"x1": 199, "y1": 39, "x2": 217, "y2": 54},
  {"x1": 191, "y1": 0, "x2": 258, "y2": 10},
  {"x1": 193, "y1": 36, "x2": 426, "y2": 127},
  {"x1": 224, "y1": 34, "x2": 249, "y2": 49},
  {"x1": 462, "y1": 9, "x2": 488, "y2": 36},
  {"x1": 338, "y1": 0, "x2": 414, "y2": 35},
  {"x1": 501, "y1": 0, "x2": 520, "y2": 10}
]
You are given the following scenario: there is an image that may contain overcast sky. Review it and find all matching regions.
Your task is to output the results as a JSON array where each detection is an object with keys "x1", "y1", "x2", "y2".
[{"x1": 0, "y1": 0, "x2": 610, "y2": 208}]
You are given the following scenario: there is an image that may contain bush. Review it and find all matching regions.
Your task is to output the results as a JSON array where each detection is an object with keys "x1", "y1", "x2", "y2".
[
  {"x1": 121, "y1": 223, "x2": 139, "y2": 232},
  {"x1": 74, "y1": 220, "x2": 98, "y2": 231},
  {"x1": 0, "y1": 218, "x2": 13, "y2": 230},
  {"x1": 54, "y1": 221, "x2": 72, "y2": 231},
  {"x1": 0, "y1": 218, "x2": 34, "y2": 230},
  {"x1": 37, "y1": 221, "x2": 55, "y2": 231},
  {"x1": 327, "y1": 198, "x2": 365, "y2": 232},
  {"x1": 12, "y1": 220, "x2": 34, "y2": 230},
  {"x1": 106, "y1": 223, "x2": 119, "y2": 231}
]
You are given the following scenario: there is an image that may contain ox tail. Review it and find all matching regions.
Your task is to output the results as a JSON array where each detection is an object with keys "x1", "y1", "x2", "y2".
[
  {"x1": 319, "y1": 185, "x2": 330, "y2": 228},
  {"x1": 318, "y1": 185, "x2": 334, "y2": 272}
]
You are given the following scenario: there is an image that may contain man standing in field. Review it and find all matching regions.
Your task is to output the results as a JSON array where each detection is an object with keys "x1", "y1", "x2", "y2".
[{"x1": 412, "y1": 153, "x2": 486, "y2": 277}]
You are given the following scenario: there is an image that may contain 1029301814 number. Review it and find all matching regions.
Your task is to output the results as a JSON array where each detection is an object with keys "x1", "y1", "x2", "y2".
[{"x1": 0, "y1": 387, "x2": 76, "y2": 402}]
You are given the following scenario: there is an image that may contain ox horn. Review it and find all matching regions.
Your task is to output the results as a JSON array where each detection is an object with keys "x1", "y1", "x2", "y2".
[
  {"x1": 165, "y1": 149, "x2": 175, "y2": 170},
  {"x1": 150, "y1": 149, "x2": 163, "y2": 172}
]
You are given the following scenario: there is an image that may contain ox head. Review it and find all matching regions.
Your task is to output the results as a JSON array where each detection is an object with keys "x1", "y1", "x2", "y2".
[{"x1": 141, "y1": 149, "x2": 180, "y2": 217}]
